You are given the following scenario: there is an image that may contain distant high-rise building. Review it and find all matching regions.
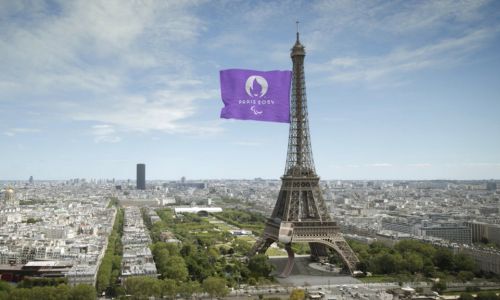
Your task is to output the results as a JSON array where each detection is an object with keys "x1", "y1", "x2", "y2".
[
  {"x1": 136, "y1": 164, "x2": 146, "y2": 190},
  {"x1": 486, "y1": 181, "x2": 497, "y2": 191},
  {"x1": 29, "y1": 176, "x2": 34, "y2": 184}
]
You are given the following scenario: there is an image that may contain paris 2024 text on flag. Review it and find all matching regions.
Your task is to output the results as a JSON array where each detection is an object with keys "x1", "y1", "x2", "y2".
[{"x1": 219, "y1": 69, "x2": 292, "y2": 123}]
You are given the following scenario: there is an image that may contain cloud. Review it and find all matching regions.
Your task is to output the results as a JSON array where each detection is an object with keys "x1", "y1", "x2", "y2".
[
  {"x1": 461, "y1": 163, "x2": 500, "y2": 167},
  {"x1": 3, "y1": 128, "x2": 41, "y2": 137},
  {"x1": 91, "y1": 124, "x2": 121, "y2": 143},
  {"x1": 408, "y1": 163, "x2": 432, "y2": 168},
  {"x1": 0, "y1": 0, "x2": 217, "y2": 135},
  {"x1": 306, "y1": 0, "x2": 498, "y2": 85},
  {"x1": 233, "y1": 141, "x2": 262, "y2": 147},
  {"x1": 366, "y1": 163, "x2": 393, "y2": 167},
  {"x1": 1, "y1": 1, "x2": 143, "y2": 93},
  {"x1": 312, "y1": 0, "x2": 491, "y2": 35},
  {"x1": 73, "y1": 86, "x2": 221, "y2": 135},
  {"x1": 310, "y1": 27, "x2": 499, "y2": 83}
]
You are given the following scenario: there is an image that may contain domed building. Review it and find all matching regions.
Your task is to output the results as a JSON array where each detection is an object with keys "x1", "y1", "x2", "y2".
[{"x1": 3, "y1": 187, "x2": 18, "y2": 207}]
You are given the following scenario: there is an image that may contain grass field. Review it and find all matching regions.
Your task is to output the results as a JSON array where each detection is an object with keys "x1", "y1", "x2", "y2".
[{"x1": 266, "y1": 247, "x2": 287, "y2": 256}]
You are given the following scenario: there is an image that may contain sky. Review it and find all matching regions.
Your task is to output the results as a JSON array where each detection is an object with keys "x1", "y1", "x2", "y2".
[{"x1": 1, "y1": 0, "x2": 500, "y2": 181}]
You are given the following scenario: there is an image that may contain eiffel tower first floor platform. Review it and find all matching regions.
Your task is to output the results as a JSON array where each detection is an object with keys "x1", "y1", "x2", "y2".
[{"x1": 249, "y1": 219, "x2": 359, "y2": 277}]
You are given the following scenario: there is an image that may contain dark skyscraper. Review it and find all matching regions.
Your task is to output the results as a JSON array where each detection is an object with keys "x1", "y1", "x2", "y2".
[{"x1": 136, "y1": 164, "x2": 146, "y2": 190}]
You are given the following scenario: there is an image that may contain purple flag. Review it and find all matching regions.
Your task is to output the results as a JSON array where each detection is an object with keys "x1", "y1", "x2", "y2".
[{"x1": 220, "y1": 69, "x2": 292, "y2": 123}]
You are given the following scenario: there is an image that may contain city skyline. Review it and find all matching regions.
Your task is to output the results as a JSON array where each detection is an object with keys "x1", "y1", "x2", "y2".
[{"x1": 1, "y1": 1, "x2": 500, "y2": 180}]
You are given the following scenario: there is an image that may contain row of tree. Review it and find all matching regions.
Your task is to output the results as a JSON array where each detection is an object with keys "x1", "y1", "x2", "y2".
[
  {"x1": 459, "y1": 291, "x2": 500, "y2": 300},
  {"x1": 122, "y1": 276, "x2": 228, "y2": 299},
  {"x1": 214, "y1": 209, "x2": 266, "y2": 234},
  {"x1": 95, "y1": 207, "x2": 124, "y2": 296},
  {"x1": 0, "y1": 282, "x2": 95, "y2": 300},
  {"x1": 349, "y1": 239, "x2": 478, "y2": 280}
]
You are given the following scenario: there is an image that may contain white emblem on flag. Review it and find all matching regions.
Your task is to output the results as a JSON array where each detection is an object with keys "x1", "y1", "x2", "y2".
[{"x1": 245, "y1": 75, "x2": 268, "y2": 97}]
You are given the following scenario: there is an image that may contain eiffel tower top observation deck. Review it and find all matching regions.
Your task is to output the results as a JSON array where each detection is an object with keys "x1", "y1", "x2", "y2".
[{"x1": 285, "y1": 31, "x2": 316, "y2": 177}]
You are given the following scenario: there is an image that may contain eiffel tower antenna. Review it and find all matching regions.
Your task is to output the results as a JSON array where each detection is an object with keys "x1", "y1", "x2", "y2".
[{"x1": 249, "y1": 29, "x2": 360, "y2": 277}]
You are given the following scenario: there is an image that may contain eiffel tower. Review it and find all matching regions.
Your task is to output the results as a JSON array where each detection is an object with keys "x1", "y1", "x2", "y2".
[{"x1": 249, "y1": 30, "x2": 359, "y2": 277}]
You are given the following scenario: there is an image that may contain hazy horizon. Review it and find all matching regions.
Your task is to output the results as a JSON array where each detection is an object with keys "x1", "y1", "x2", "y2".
[{"x1": 1, "y1": 176, "x2": 499, "y2": 182}]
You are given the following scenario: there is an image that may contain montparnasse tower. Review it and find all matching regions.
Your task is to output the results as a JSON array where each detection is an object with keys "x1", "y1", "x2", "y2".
[{"x1": 249, "y1": 26, "x2": 359, "y2": 277}]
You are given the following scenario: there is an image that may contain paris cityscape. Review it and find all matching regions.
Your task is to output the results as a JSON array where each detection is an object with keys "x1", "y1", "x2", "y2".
[
  {"x1": 1, "y1": 1, "x2": 500, "y2": 300},
  {"x1": 1, "y1": 177, "x2": 499, "y2": 299}
]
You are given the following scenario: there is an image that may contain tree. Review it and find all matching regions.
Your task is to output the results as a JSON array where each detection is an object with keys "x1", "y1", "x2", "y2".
[
  {"x1": 185, "y1": 252, "x2": 215, "y2": 282},
  {"x1": 96, "y1": 257, "x2": 111, "y2": 293},
  {"x1": 356, "y1": 261, "x2": 368, "y2": 273},
  {"x1": 434, "y1": 248, "x2": 454, "y2": 271},
  {"x1": 9, "y1": 289, "x2": 32, "y2": 300},
  {"x1": 395, "y1": 240, "x2": 436, "y2": 258},
  {"x1": 178, "y1": 280, "x2": 201, "y2": 300},
  {"x1": 30, "y1": 287, "x2": 55, "y2": 300},
  {"x1": 405, "y1": 252, "x2": 424, "y2": 273},
  {"x1": 202, "y1": 277, "x2": 228, "y2": 299},
  {"x1": 0, "y1": 281, "x2": 13, "y2": 294},
  {"x1": 289, "y1": 289, "x2": 306, "y2": 300},
  {"x1": 457, "y1": 271, "x2": 475, "y2": 282},
  {"x1": 181, "y1": 243, "x2": 196, "y2": 257},
  {"x1": 431, "y1": 281, "x2": 447, "y2": 294},
  {"x1": 164, "y1": 243, "x2": 181, "y2": 256},
  {"x1": 162, "y1": 279, "x2": 177, "y2": 300},
  {"x1": 231, "y1": 239, "x2": 251, "y2": 255},
  {"x1": 56, "y1": 284, "x2": 70, "y2": 300},
  {"x1": 123, "y1": 277, "x2": 161, "y2": 298},
  {"x1": 155, "y1": 248, "x2": 171, "y2": 276},
  {"x1": 476, "y1": 291, "x2": 500, "y2": 300},
  {"x1": 372, "y1": 253, "x2": 402, "y2": 274},
  {"x1": 248, "y1": 254, "x2": 274, "y2": 278},
  {"x1": 423, "y1": 263, "x2": 435, "y2": 277},
  {"x1": 0, "y1": 291, "x2": 9, "y2": 300},
  {"x1": 454, "y1": 253, "x2": 477, "y2": 273},
  {"x1": 163, "y1": 255, "x2": 189, "y2": 281},
  {"x1": 70, "y1": 284, "x2": 96, "y2": 300},
  {"x1": 459, "y1": 293, "x2": 475, "y2": 300}
]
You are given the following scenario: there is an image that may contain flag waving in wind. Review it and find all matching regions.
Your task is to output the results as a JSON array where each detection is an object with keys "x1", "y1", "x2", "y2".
[{"x1": 220, "y1": 69, "x2": 292, "y2": 123}]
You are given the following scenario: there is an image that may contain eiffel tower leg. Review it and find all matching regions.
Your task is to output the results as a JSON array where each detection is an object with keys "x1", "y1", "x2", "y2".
[
  {"x1": 309, "y1": 242, "x2": 328, "y2": 261},
  {"x1": 315, "y1": 236, "x2": 359, "y2": 274},
  {"x1": 278, "y1": 243, "x2": 295, "y2": 278},
  {"x1": 249, "y1": 219, "x2": 280, "y2": 257},
  {"x1": 332, "y1": 239, "x2": 359, "y2": 274},
  {"x1": 248, "y1": 237, "x2": 275, "y2": 257}
]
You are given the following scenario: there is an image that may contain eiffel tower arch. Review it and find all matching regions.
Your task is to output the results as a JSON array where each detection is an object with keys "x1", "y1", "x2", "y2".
[{"x1": 249, "y1": 31, "x2": 359, "y2": 277}]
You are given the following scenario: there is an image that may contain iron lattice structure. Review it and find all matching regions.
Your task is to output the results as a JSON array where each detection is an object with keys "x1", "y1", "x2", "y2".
[{"x1": 249, "y1": 33, "x2": 359, "y2": 277}]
